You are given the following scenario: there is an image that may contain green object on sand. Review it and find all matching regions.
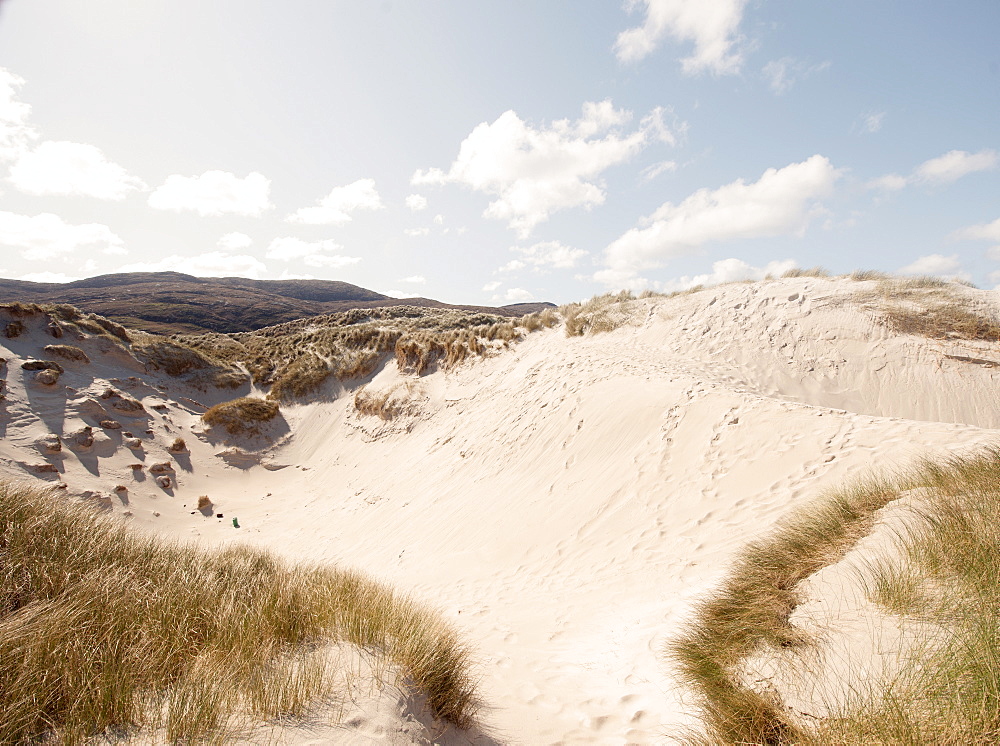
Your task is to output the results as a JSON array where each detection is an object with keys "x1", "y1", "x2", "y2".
[{"x1": 232, "y1": 517, "x2": 240, "y2": 528}]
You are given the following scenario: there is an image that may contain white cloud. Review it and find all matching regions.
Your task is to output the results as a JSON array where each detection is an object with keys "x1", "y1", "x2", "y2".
[
  {"x1": 265, "y1": 236, "x2": 341, "y2": 260},
  {"x1": 0, "y1": 210, "x2": 126, "y2": 260},
  {"x1": 411, "y1": 167, "x2": 447, "y2": 186},
  {"x1": 433, "y1": 213, "x2": 445, "y2": 225},
  {"x1": 914, "y1": 149, "x2": 997, "y2": 184},
  {"x1": 870, "y1": 150, "x2": 997, "y2": 193},
  {"x1": 762, "y1": 58, "x2": 831, "y2": 95},
  {"x1": 413, "y1": 100, "x2": 675, "y2": 237},
  {"x1": 499, "y1": 259, "x2": 526, "y2": 273},
  {"x1": 641, "y1": 160, "x2": 677, "y2": 181},
  {"x1": 501, "y1": 287, "x2": 534, "y2": 302},
  {"x1": 400, "y1": 275, "x2": 426, "y2": 284},
  {"x1": 287, "y1": 178, "x2": 384, "y2": 225},
  {"x1": 405, "y1": 193, "x2": 428, "y2": 211},
  {"x1": 18, "y1": 271, "x2": 82, "y2": 283},
  {"x1": 604, "y1": 155, "x2": 840, "y2": 278},
  {"x1": 482, "y1": 280, "x2": 502, "y2": 292},
  {"x1": 0, "y1": 68, "x2": 37, "y2": 161},
  {"x1": 899, "y1": 253, "x2": 968, "y2": 279},
  {"x1": 218, "y1": 232, "x2": 253, "y2": 251},
  {"x1": 859, "y1": 111, "x2": 886, "y2": 134},
  {"x1": 116, "y1": 252, "x2": 267, "y2": 279},
  {"x1": 9, "y1": 141, "x2": 145, "y2": 199},
  {"x1": 404, "y1": 227, "x2": 430, "y2": 237},
  {"x1": 265, "y1": 236, "x2": 360, "y2": 269},
  {"x1": 615, "y1": 0, "x2": 748, "y2": 74},
  {"x1": 953, "y1": 217, "x2": 1000, "y2": 242},
  {"x1": 867, "y1": 173, "x2": 907, "y2": 191},
  {"x1": 506, "y1": 240, "x2": 588, "y2": 272},
  {"x1": 148, "y1": 171, "x2": 272, "y2": 216},
  {"x1": 659, "y1": 257, "x2": 797, "y2": 292}
]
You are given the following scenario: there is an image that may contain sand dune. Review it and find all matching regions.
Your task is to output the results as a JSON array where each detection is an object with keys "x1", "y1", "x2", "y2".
[{"x1": 1, "y1": 275, "x2": 998, "y2": 742}]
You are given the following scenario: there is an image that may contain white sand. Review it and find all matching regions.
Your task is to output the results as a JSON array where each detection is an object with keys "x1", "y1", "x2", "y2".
[{"x1": 2, "y1": 276, "x2": 998, "y2": 743}]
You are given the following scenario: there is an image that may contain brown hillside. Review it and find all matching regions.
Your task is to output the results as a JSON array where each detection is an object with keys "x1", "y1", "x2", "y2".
[{"x1": 0, "y1": 272, "x2": 554, "y2": 334}]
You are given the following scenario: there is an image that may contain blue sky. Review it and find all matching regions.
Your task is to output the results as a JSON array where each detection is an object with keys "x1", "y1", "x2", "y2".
[{"x1": 0, "y1": 1, "x2": 998, "y2": 304}]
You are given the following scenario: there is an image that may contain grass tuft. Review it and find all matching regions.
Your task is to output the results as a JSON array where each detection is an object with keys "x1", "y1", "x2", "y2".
[
  {"x1": 202, "y1": 397, "x2": 280, "y2": 436},
  {"x1": 0, "y1": 481, "x2": 479, "y2": 742},
  {"x1": 855, "y1": 278, "x2": 1000, "y2": 342},
  {"x1": 782, "y1": 267, "x2": 830, "y2": 278}
]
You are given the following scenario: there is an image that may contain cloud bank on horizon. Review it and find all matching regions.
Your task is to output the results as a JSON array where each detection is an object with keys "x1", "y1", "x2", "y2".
[{"x1": 0, "y1": 1, "x2": 998, "y2": 301}]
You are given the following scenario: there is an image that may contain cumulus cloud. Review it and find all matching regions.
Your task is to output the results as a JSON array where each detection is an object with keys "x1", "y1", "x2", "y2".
[
  {"x1": 603, "y1": 155, "x2": 840, "y2": 280},
  {"x1": 116, "y1": 252, "x2": 267, "y2": 279},
  {"x1": 659, "y1": 257, "x2": 797, "y2": 292},
  {"x1": 869, "y1": 149, "x2": 996, "y2": 192},
  {"x1": 762, "y1": 57, "x2": 831, "y2": 95},
  {"x1": 265, "y1": 237, "x2": 360, "y2": 269},
  {"x1": 148, "y1": 171, "x2": 272, "y2": 216},
  {"x1": 405, "y1": 193, "x2": 428, "y2": 211},
  {"x1": 0, "y1": 68, "x2": 36, "y2": 161},
  {"x1": 217, "y1": 232, "x2": 253, "y2": 251},
  {"x1": 899, "y1": 253, "x2": 969, "y2": 279},
  {"x1": 8, "y1": 141, "x2": 146, "y2": 199},
  {"x1": 614, "y1": 0, "x2": 748, "y2": 74},
  {"x1": 500, "y1": 288, "x2": 534, "y2": 302},
  {"x1": 953, "y1": 217, "x2": 1000, "y2": 242},
  {"x1": 503, "y1": 241, "x2": 588, "y2": 273},
  {"x1": 914, "y1": 149, "x2": 997, "y2": 184},
  {"x1": 0, "y1": 210, "x2": 126, "y2": 260},
  {"x1": 404, "y1": 227, "x2": 430, "y2": 237},
  {"x1": 413, "y1": 100, "x2": 677, "y2": 237},
  {"x1": 482, "y1": 280, "x2": 502, "y2": 292},
  {"x1": 287, "y1": 178, "x2": 384, "y2": 225}
]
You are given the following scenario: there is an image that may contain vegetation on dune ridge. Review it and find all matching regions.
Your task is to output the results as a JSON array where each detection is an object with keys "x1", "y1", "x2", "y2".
[
  {"x1": 856, "y1": 276, "x2": 1000, "y2": 342},
  {"x1": 0, "y1": 481, "x2": 479, "y2": 742},
  {"x1": 670, "y1": 445, "x2": 1000, "y2": 745},
  {"x1": 6, "y1": 272, "x2": 997, "y2": 408},
  {"x1": 177, "y1": 305, "x2": 559, "y2": 401},
  {"x1": 0, "y1": 301, "x2": 561, "y2": 402},
  {"x1": 0, "y1": 301, "x2": 131, "y2": 342}
]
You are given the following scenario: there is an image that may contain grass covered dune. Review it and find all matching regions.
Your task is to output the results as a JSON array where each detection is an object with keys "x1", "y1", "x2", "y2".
[
  {"x1": 0, "y1": 482, "x2": 478, "y2": 743},
  {"x1": 672, "y1": 445, "x2": 1000, "y2": 745}
]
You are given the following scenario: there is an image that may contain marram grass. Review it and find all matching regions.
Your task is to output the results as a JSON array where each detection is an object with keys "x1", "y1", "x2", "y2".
[
  {"x1": 0, "y1": 481, "x2": 479, "y2": 743},
  {"x1": 669, "y1": 446, "x2": 1000, "y2": 745}
]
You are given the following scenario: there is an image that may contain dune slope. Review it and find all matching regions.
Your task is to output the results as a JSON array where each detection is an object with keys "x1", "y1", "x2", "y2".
[{"x1": 1, "y1": 275, "x2": 998, "y2": 742}]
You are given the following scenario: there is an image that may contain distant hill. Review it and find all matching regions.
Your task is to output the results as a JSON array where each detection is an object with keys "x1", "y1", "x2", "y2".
[{"x1": 0, "y1": 272, "x2": 556, "y2": 334}]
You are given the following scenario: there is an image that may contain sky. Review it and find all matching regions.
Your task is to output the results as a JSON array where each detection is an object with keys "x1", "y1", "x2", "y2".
[{"x1": 0, "y1": 0, "x2": 998, "y2": 305}]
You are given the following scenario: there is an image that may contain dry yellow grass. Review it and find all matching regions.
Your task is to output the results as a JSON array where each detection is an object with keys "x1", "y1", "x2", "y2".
[
  {"x1": 671, "y1": 446, "x2": 1000, "y2": 745},
  {"x1": 0, "y1": 480, "x2": 479, "y2": 742},
  {"x1": 202, "y1": 397, "x2": 280, "y2": 436},
  {"x1": 854, "y1": 278, "x2": 1000, "y2": 342},
  {"x1": 41, "y1": 344, "x2": 90, "y2": 363}
]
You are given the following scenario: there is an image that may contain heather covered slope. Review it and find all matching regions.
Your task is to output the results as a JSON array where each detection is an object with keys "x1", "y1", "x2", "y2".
[
  {"x1": 0, "y1": 271, "x2": 554, "y2": 334},
  {"x1": 0, "y1": 274, "x2": 998, "y2": 742}
]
